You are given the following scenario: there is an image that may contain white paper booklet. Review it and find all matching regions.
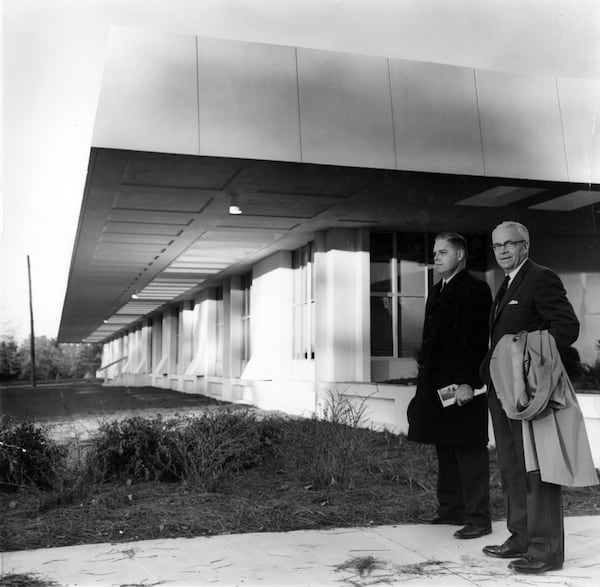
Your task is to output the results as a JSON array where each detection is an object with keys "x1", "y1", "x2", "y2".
[{"x1": 437, "y1": 384, "x2": 487, "y2": 408}]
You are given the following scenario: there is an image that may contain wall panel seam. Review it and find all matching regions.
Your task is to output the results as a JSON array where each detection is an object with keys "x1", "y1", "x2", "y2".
[
  {"x1": 387, "y1": 58, "x2": 399, "y2": 170},
  {"x1": 295, "y1": 47, "x2": 304, "y2": 162},
  {"x1": 555, "y1": 78, "x2": 571, "y2": 182},
  {"x1": 195, "y1": 36, "x2": 202, "y2": 155},
  {"x1": 473, "y1": 69, "x2": 487, "y2": 176}
]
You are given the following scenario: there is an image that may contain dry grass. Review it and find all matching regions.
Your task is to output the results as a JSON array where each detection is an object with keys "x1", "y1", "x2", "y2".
[
  {"x1": 0, "y1": 575, "x2": 60, "y2": 587},
  {"x1": 1, "y1": 384, "x2": 599, "y2": 558},
  {"x1": 3, "y1": 425, "x2": 599, "y2": 554},
  {"x1": 0, "y1": 429, "x2": 438, "y2": 551}
]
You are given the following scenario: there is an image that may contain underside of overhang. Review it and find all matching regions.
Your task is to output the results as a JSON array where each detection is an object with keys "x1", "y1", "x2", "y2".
[{"x1": 58, "y1": 147, "x2": 600, "y2": 344}]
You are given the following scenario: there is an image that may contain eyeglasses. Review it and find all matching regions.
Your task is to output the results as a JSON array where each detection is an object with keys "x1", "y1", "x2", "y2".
[{"x1": 491, "y1": 240, "x2": 526, "y2": 252}]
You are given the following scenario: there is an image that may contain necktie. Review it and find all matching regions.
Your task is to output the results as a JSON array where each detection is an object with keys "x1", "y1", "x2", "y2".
[{"x1": 493, "y1": 275, "x2": 510, "y2": 317}]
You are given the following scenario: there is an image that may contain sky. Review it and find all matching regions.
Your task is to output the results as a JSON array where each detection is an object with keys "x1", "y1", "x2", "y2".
[{"x1": 1, "y1": 0, "x2": 599, "y2": 342}]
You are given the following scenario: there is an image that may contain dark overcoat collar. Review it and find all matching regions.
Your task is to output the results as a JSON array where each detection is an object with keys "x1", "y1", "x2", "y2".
[{"x1": 427, "y1": 268, "x2": 468, "y2": 311}]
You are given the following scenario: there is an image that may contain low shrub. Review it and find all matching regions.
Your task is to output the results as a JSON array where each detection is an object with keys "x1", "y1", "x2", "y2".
[
  {"x1": 277, "y1": 392, "x2": 378, "y2": 490},
  {"x1": 572, "y1": 340, "x2": 600, "y2": 392},
  {"x1": 164, "y1": 411, "x2": 281, "y2": 490},
  {"x1": 576, "y1": 361, "x2": 600, "y2": 391},
  {"x1": 0, "y1": 417, "x2": 68, "y2": 491},
  {"x1": 83, "y1": 410, "x2": 281, "y2": 490},
  {"x1": 83, "y1": 416, "x2": 179, "y2": 483}
]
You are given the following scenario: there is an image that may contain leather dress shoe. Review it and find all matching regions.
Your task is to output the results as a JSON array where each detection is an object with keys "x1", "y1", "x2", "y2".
[
  {"x1": 417, "y1": 514, "x2": 464, "y2": 525},
  {"x1": 482, "y1": 543, "x2": 527, "y2": 559},
  {"x1": 453, "y1": 524, "x2": 492, "y2": 539},
  {"x1": 508, "y1": 556, "x2": 563, "y2": 574}
]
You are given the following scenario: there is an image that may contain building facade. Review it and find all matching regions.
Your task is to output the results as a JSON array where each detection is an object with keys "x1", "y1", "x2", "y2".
[{"x1": 58, "y1": 29, "x2": 600, "y2": 448}]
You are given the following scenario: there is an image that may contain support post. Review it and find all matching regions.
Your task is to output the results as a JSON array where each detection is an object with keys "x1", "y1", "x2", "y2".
[{"x1": 27, "y1": 255, "x2": 36, "y2": 387}]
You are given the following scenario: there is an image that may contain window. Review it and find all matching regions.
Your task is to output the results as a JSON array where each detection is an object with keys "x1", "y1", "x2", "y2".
[
  {"x1": 148, "y1": 319, "x2": 153, "y2": 371},
  {"x1": 292, "y1": 243, "x2": 315, "y2": 360},
  {"x1": 174, "y1": 306, "x2": 181, "y2": 366},
  {"x1": 370, "y1": 232, "x2": 429, "y2": 358},
  {"x1": 153, "y1": 317, "x2": 162, "y2": 368},
  {"x1": 241, "y1": 272, "x2": 252, "y2": 363},
  {"x1": 215, "y1": 287, "x2": 224, "y2": 372}
]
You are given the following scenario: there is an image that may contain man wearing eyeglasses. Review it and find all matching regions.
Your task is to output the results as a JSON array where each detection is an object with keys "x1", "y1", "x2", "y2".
[{"x1": 481, "y1": 221, "x2": 580, "y2": 575}]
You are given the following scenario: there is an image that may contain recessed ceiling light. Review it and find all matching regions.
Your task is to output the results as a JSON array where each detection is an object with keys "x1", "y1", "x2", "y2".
[{"x1": 229, "y1": 194, "x2": 243, "y2": 215}]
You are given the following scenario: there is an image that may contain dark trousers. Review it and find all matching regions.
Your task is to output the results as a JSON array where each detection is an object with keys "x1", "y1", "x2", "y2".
[
  {"x1": 488, "y1": 389, "x2": 564, "y2": 564},
  {"x1": 435, "y1": 444, "x2": 491, "y2": 527}
]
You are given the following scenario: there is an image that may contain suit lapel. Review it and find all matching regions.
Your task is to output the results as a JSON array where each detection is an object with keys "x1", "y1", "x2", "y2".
[
  {"x1": 427, "y1": 281, "x2": 444, "y2": 311},
  {"x1": 492, "y1": 260, "x2": 530, "y2": 324},
  {"x1": 427, "y1": 269, "x2": 466, "y2": 311}
]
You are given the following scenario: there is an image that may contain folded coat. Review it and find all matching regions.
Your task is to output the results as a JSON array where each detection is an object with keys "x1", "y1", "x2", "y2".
[{"x1": 490, "y1": 329, "x2": 598, "y2": 487}]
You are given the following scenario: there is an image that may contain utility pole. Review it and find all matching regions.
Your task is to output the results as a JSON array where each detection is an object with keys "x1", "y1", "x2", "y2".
[{"x1": 27, "y1": 255, "x2": 36, "y2": 387}]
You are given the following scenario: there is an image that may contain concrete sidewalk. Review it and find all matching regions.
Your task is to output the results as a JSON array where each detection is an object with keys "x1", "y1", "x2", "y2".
[{"x1": 2, "y1": 517, "x2": 599, "y2": 586}]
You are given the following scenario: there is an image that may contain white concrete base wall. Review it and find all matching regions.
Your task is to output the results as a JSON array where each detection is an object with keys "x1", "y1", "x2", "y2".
[
  {"x1": 577, "y1": 394, "x2": 600, "y2": 468},
  {"x1": 313, "y1": 382, "x2": 409, "y2": 432},
  {"x1": 371, "y1": 359, "x2": 418, "y2": 383},
  {"x1": 211, "y1": 378, "x2": 317, "y2": 417},
  {"x1": 249, "y1": 380, "x2": 316, "y2": 417},
  {"x1": 318, "y1": 383, "x2": 600, "y2": 469},
  {"x1": 117, "y1": 373, "x2": 152, "y2": 387},
  {"x1": 318, "y1": 382, "x2": 415, "y2": 433}
]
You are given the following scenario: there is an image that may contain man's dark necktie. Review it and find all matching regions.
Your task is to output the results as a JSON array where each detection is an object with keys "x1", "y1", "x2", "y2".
[{"x1": 493, "y1": 275, "x2": 510, "y2": 318}]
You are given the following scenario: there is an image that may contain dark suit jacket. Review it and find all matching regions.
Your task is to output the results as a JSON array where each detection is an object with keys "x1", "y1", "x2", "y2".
[
  {"x1": 482, "y1": 259, "x2": 579, "y2": 382},
  {"x1": 407, "y1": 269, "x2": 492, "y2": 447}
]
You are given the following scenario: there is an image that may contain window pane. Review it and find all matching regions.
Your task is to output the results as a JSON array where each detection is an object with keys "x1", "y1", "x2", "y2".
[
  {"x1": 215, "y1": 288, "x2": 223, "y2": 368},
  {"x1": 397, "y1": 296, "x2": 425, "y2": 358},
  {"x1": 465, "y1": 235, "x2": 487, "y2": 272},
  {"x1": 175, "y1": 309, "x2": 180, "y2": 364},
  {"x1": 292, "y1": 249, "x2": 300, "y2": 269},
  {"x1": 310, "y1": 300, "x2": 315, "y2": 359},
  {"x1": 242, "y1": 318, "x2": 251, "y2": 362},
  {"x1": 293, "y1": 264, "x2": 302, "y2": 304},
  {"x1": 370, "y1": 295, "x2": 393, "y2": 356},
  {"x1": 293, "y1": 306, "x2": 303, "y2": 359},
  {"x1": 397, "y1": 232, "x2": 426, "y2": 262},
  {"x1": 303, "y1": 303, "x2": 311, "y2": 359},
  {"x1": 398, "y1": 259, "x2": 426, "y2": 296},
  {"x1": 292, "y1": 242, "x2": 316, "y2": 361},
  {"x1": 370, "y1": 233, "x2": 393, "y2": 292},
  {"x1": 397, "y1": 233, "x2": 427, "y2": 294}
]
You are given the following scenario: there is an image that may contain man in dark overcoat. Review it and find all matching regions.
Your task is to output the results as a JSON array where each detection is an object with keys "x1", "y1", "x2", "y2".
[{"x1": 408, "y1": 232, "x2": 492, "y2": 539}]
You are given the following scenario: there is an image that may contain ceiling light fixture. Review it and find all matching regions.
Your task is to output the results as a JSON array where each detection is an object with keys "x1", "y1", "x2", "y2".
[{"x1": 228, "y1": 194, "x2": 243, "y2": 215}]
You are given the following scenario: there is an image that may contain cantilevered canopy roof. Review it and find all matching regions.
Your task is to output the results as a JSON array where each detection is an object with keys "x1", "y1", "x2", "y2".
[
  {"x1": 58, "y1": 31, "x2": 600, "y2": 343},
  {"x1": 58, "y1": 148, "x2": 599, "y2": 343}
]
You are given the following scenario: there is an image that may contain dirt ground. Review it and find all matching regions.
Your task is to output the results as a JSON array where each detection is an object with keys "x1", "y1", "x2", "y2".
[{"x1": 0, "y1": 380, "x2": 241, "y2": 442}]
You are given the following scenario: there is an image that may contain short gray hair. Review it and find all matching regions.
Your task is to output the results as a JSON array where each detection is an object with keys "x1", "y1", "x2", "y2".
[{"x1": 493, "y1": 221, "x2": 529, "y2": 244}]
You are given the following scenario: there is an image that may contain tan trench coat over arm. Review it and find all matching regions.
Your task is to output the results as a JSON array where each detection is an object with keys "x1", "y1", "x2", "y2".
[{"x1": 490, "y1": 329, "x2": 598, "y2": 487}]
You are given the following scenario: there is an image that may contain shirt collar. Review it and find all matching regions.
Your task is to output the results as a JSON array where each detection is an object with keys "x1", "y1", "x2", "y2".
[
  {"x1": 442, "y1": 267, "x2": 463, "y2": 287},
  {"x1": 507, "y1": 258, "x2": 527, "y2": 283}
]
